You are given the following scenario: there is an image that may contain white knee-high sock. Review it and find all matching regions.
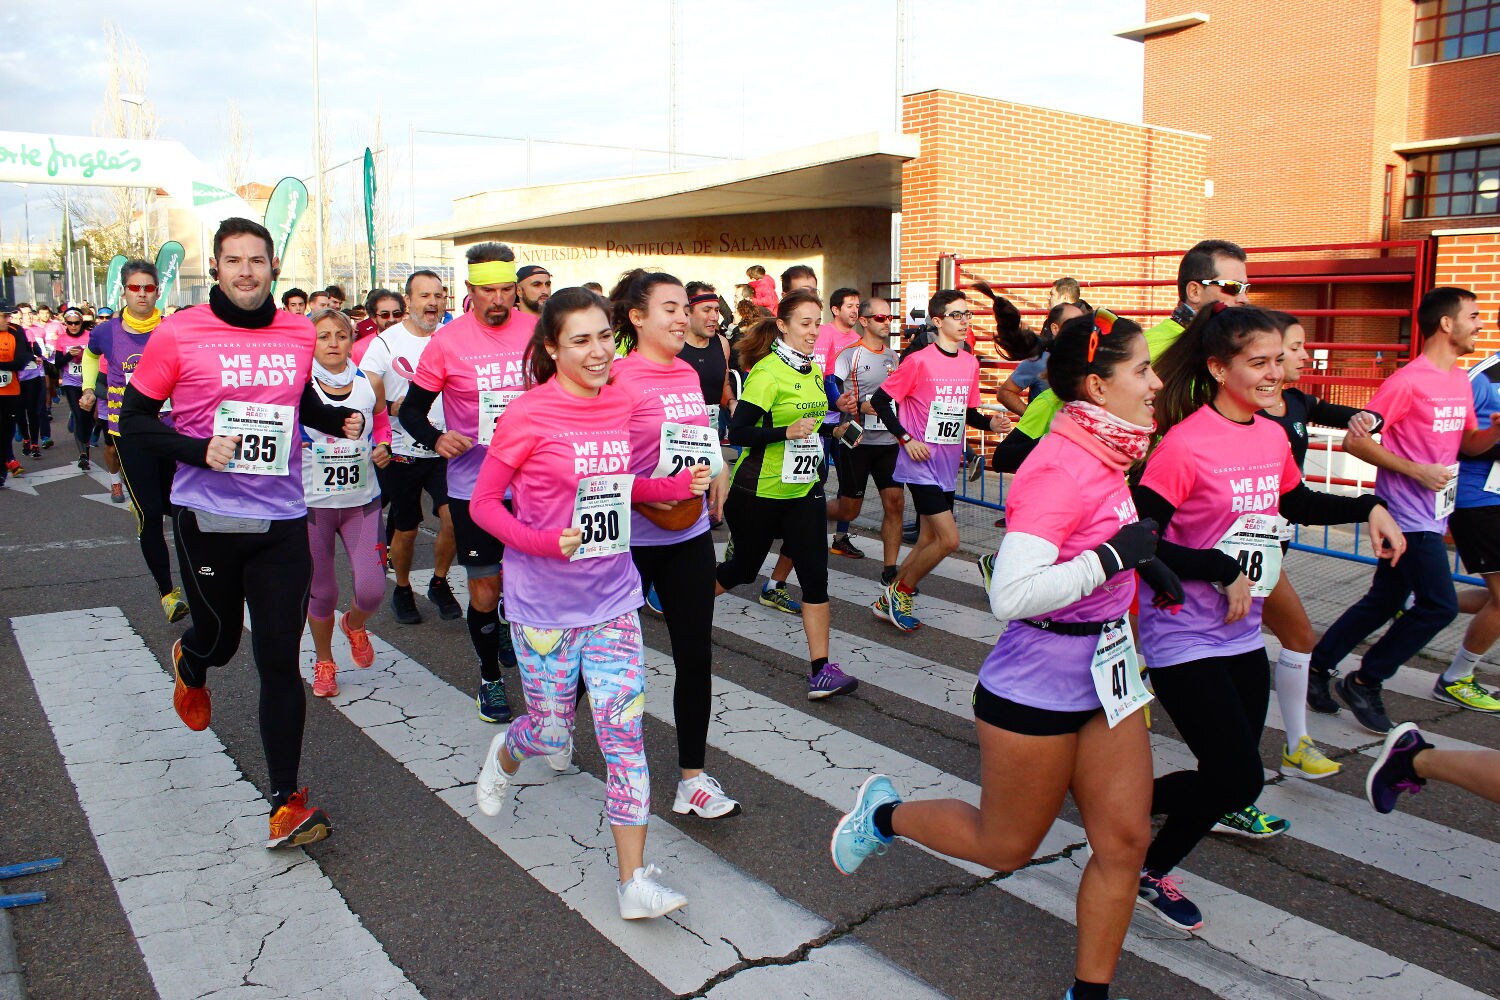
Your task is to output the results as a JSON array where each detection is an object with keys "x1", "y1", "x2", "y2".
[{"x1": 1276, "y1": 649, "x2": 1313, "y2": 748}]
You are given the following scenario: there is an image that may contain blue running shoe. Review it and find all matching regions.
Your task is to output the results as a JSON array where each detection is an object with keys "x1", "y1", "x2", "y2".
[
  {"x1": 830, "y1": 774, "x2": 900, "y2": 875},
  {"x1": 1136, "y1": 870, "x2": 1203, "y2": 932},
  {"x1": 882, "y1": 583, "x2": 921, "y2": 632},
  {"x1": 477, "y1": 678, "x2": 512, "y2": 723},
  {"x1": 759, "y1": 583, "x2": 801, "y2": 615},
  {"x1": 644, "y1": 584, "x2": 664, "y2": 616}
]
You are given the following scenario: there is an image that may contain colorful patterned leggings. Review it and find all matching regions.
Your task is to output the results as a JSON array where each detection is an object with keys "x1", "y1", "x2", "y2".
[{"x1": 505, "y1": 611, "x2": 650, "y2": 826}]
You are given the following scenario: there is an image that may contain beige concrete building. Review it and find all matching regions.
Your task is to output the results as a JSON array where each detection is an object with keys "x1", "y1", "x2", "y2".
[{"x1": 425, "y1": 133, "x2": 916, "y2": 305}]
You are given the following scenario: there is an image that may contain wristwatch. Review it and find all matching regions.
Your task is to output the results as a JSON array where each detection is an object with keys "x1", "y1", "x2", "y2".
[{"x1": 899, "y1": 433, "x2": 913, "y2": 445}]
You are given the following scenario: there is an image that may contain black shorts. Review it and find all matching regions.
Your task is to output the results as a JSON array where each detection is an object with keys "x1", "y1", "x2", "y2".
[
  {"x1": 385, "y1": 456, "x2": 448, "y2": 532},
  {"x1": 1451, "y1": 505, "x2": 1500, "y2": 575},
  {"x1": 973, "y1": 681, "x2": 1100, "y2": 736},
  {"x1": 448, "y1": 496, "x2": 504, "y2": 570},
  {"x1": 834, "y1": 442, "x2": 899, "y2": 499},
  {"x1": 906, "y1": 482, "x2": 956, "y2": 517}
]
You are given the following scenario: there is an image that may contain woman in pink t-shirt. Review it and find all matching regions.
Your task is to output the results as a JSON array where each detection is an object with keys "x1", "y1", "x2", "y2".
[
  {"x1": 610, "y1": 270, "x2": 742, "y2": 821},
  {"x1": 831, "y1": 309, "x2": 1180, "y2": 1000},
  {"x1": 1130, "y1": 304, "x2": 1403, "y2": 933},
  {"x1": 468, "y1": 286, "x2": 710, "y2": 921}
]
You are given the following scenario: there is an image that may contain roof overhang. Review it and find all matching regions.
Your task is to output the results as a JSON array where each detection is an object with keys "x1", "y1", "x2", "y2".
[
  {"x1": 425, "y1": 131, "x2": 919, "y2": 241},
  {"x1": 1393, "y1": 132, "x2": 1500, "y2": 156},
  {"x1": 1114, "y1": 12, "x2": 1209, "y2": 42}
]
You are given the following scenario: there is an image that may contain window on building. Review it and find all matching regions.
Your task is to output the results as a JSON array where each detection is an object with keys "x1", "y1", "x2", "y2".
[
  {"x1": 1413, "y1": 0, "x2": 1500, "y2": 65},
  {"x1": 1403, "y1": 145, "x2": 1500, "y2": 218}
]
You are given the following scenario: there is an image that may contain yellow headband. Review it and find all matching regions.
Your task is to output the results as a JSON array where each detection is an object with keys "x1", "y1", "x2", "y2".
[{"x1": 467, "y1": 260, "x2": 517, "y2": 287}]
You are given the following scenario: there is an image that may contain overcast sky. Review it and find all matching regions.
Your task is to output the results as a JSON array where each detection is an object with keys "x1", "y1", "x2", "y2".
[{"x1": 1, "y1": 0, "x2": 1145, "y2": 247}]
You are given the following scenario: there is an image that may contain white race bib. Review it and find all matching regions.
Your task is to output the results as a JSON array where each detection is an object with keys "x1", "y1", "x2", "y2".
[
  {"x1": 571, "y1": 473, "x2": 633, "y2": 560},
  {"x1": 477, "y1": 389, "x2": 523, "y2": 446},
  {"x1": 1213, "y1": 512, "x2": 1284, "y2": 599},
  {"x1": 652, "y1": 422, "x2": 724, "y2": 479},
  {"x1": 1091, "y1": 621, "x2": 1152, "y2": 728},
  {"x1": 214, "y1": 400, "x2": 294, "y2": 476},
  {"x1": 706, "y1": 404, "x2": 720, "y2": 435},
  {"x1": 0, "y1": 371, "x2": 10, "y2": 388},
  {"x1": 67, "y1": 361, "x2": 83, "y2": 378},
  {"x1": 308, "y1": 440, "x2": 370, "y2": 497},
  {"x1": 780, "y1": 433, "x2": 822, "y2": 484},
  {"x1": 1484, "y1": 462, "x2": 1500, "y2": 496},
  {"x1": 1436, "y1": 464, "x2": 1460, "y2": 519},
  {"x1": 925, "y1": 398, "x2": 965, "y2": 445}
]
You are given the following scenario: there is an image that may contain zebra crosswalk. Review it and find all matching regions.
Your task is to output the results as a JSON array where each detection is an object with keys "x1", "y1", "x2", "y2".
[{"x1": 8, "y1": 547, "x2": 1500, "y2": 1000}]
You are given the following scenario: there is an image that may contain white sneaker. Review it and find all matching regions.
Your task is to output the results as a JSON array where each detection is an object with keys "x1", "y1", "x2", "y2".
[
  {"x1": 672, "y1": 773, "x2": 742, "y2": 819},
  {"x1": 618, "y1": 864, "x2": 688, "y2": 920},
  {"x1": 476, "y1": 731, "x2": 513, "y2": 817},
  {"x1": 546, "y1": 737, "x2": 573, "y2": 773}
]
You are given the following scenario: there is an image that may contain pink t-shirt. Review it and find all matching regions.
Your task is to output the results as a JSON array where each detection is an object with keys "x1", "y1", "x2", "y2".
[
  {"x1": 750, "y1": 275, "x2": 777, "y2": 310},
  {"x1": 979, "y1": 415, "x2": 1139, "y2": 711},
  {"x1": 130, "y1": 308, "x2": 316, "y2": 520},
  {"x1": 483, "y1": 378, "x2": 643, "y2": 628},
  {"x1": 881, "y1": 343, "x2": 981, "y2": 489},
  {"x1": 1364, "y1": 354, "x2": 1477, "y2": 533},
  {"x1": 410, "y1": 308, "x2": 537, "y2": 499},
  {"x1": 611, "y1": 351, "x2": 712, "y2": 546},
  {"x1": 1137, "y1": 406, "x2": 1301, "y2": 667}
]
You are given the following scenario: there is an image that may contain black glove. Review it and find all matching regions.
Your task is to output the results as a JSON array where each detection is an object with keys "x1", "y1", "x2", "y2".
[
  {"x1": 1138, "y1": 557, "x2": 1185, "y2": 611},
  {"x1": 1093, "y1": 518, "x2": 1159, "y2": 577}
]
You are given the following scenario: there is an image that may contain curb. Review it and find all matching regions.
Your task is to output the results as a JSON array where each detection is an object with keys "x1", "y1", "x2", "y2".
[{"x1": 0, "y1": 909, "x2": 25, "y2": 1000}]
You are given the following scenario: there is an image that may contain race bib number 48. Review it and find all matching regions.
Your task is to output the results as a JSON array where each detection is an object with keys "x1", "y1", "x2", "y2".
[
  {"x1": 572, "y1": 473, "x2": 633, "y2": 561},
  {"x1": 214, "y1": 400, "x2": 294, "y2": 476},
  {"x1": 1213, "y1": 512, "x2": 1284, "y2": 599},
  {"x1": 925, "y1": 399, "x2": 964, "y2": 446}
]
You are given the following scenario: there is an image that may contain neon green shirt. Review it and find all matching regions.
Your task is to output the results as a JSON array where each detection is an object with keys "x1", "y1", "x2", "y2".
[{"x1": 730, "y1": 352, "x2": 829, "y2": 499}]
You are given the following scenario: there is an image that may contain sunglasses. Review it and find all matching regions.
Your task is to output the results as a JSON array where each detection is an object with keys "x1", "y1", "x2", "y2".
[
  {"x1": 65, "y1": 320, "x2": 83, "y2": 326},
  {"x1": 376, "y1": 310, "x2": 404, "y2": 319},
  {"x1": 1086, "y1": 308, "x2": 1120, "y2": 364},
  {"x1": 126, "y1": 283, "x2": 158, "y2": 294},
  {"x1": 863, "y1": 313, "x2": 892, "y2": 323},
  {"x1": 1200, "y1": 278, "x2": 1250, "y2": 296},
  {"x1": 944, "y1": 311, "x2": 974, "y2": 321}
]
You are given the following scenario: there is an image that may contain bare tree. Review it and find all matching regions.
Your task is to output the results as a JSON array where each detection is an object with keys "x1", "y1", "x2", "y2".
[{"x1": 219, "y1": 100, "x2": 254, "y2": 194}]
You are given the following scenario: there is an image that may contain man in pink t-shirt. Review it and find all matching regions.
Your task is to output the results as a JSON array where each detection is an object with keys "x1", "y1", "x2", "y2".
[
  {"x1": 399, "y1": 243, "x2": 536, "y2": 724},
  {"x1": 1312, "y1": 287, "x2": 1500, "y2": 733}
]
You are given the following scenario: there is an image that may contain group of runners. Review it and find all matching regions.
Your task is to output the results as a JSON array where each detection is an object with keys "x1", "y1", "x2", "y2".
[{"x1": 10, "y1": 219, "x2": 1500, "y2": 1000}]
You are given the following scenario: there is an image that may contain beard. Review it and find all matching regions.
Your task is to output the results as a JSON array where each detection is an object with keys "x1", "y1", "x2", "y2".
[{"x1": 482, "y1": 303, "x2": 511, "y2": 327}]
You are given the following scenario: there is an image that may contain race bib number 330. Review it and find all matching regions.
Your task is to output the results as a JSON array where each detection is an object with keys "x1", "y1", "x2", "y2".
[
  {"x1": 572, "y1": 473, "x2": 633, "y2": 561},
  {"x1": 214, "y1": 401, "x2": 294, "y2": 476}
]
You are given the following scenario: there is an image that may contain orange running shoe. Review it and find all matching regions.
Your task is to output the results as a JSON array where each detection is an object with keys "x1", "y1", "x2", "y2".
[
  {"x1": 340, "y1": 612, "x2": 374, "y2": 669},
  {"x1": 312, "y1": 659, "x2": 339, "y2": 698},
  {"x1": 171, "y1": 638, "x2": 212, "y2": 731},
  {"x1": 266, "y1": 789, "x2": 332, "y2": 849}
]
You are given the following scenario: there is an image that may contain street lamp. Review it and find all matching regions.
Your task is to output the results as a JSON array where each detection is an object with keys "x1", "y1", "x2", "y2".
[
  {"x1": 120, "y1": 94, "x2": 148, "y2": 255},
  {"x1": 16, "y1": 183, "x2": 31, "y2": 301}
]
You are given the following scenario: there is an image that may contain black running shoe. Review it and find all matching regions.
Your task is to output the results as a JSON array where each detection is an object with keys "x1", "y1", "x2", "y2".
[
  {"x1": 391, "y1": 584, "x2": 423, "y2": 625},
  {"x1": 1336, "y1": 675, "x2": 1392, "y2": 735},
  {"x1": 1306, "y1": 666, "x2": 1340, "y2": 715},
  {"x1": 427, "y1": 575, "x2": 463, "y2": 620}
]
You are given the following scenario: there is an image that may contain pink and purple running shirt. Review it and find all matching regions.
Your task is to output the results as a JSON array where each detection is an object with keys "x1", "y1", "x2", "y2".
[
  {"x1": 881, "y1": 343, "x2": 981, "y2": 489},
  {"x1": 978, "y1": 415, "x2": 1140, "y2": 711},
  {"x1": 130, "y1": 308, "x2": 316, "y2": 520},
  {"x1": 1362, "y1": 354, "x2": 1476, "y2": 534},
  {"x1": 1137, "y1": 405, "x2": 1301, "y2": 668},
  {"x1": 410, "y1": 309, "x2": 536, "y2": 499},
  {"x1": 611, "y1": 351, "x2": 713, "y2": 546}
]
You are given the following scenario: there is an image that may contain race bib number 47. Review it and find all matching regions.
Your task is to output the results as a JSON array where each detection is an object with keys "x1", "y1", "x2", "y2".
[
  {"x1": 214, "y1": 400, "x2": 293, "y2": 476},
  {"x1": 571, "y1": 473, "x2": 633, "y2": 561}
]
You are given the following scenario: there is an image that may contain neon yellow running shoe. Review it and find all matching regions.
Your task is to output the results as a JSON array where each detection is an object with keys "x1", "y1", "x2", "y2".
[
  {"x1": 1280, "y1": 736, "x2": 1341, "y2": 780},
  {"x1": 1432, "y1": 675, "x2": 1500, "y2": 712},
  {"x1": 162, "y1": 587, "x2": 189, "y2": 623}
]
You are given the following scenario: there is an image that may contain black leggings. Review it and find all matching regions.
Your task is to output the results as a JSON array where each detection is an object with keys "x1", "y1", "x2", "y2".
[
  {"x1": 0, "y1": 397, "x2": 17, "y2": 468},
  {"x1": 173, "y1": 509, "x2": 313, "y2": 801},
  {"x1": 1144, "y1": 649, "x2": 1269, "y2": 874},
  {"x1": 633, "y1": 532, "x2": 716, "y2": 770},
  {"x1": 716, "y1": 487, "x2": 830, "y2": 604},
  {"x1": 115, "y1": 432, "x2": 178, "y2": 597},
  {"x1": 17, "y1": 377, "x2": 43, "y2": 445},
  {"x1": 61, "y1": 385, "x2": 93, "y2": 454}
]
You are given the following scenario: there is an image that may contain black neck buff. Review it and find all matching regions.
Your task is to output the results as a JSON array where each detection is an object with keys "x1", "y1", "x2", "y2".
[{"x1": 209, "y1": 285, "x2": 277, "y2": 329}]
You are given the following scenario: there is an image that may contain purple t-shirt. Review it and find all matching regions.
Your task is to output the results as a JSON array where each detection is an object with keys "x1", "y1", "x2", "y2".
[
  {"x1": 1137, "y1": 406, "x2": 1301, "y2": 668},
  {"x1": 130, "y1": 307, "x2": 316, "y2": 521},
  {"x1": 612, "y1": 351, "x2": 713, "y2": 547},
  {"x1": 978, "y1": 416, "x2": 1138, "y2": 711},
  {"x1": 87, "y1": 318, "x2": 155, "y2": 434},
  {"x1": 1365, "y1": 354, "x2": 1477, "y2": 534}
]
